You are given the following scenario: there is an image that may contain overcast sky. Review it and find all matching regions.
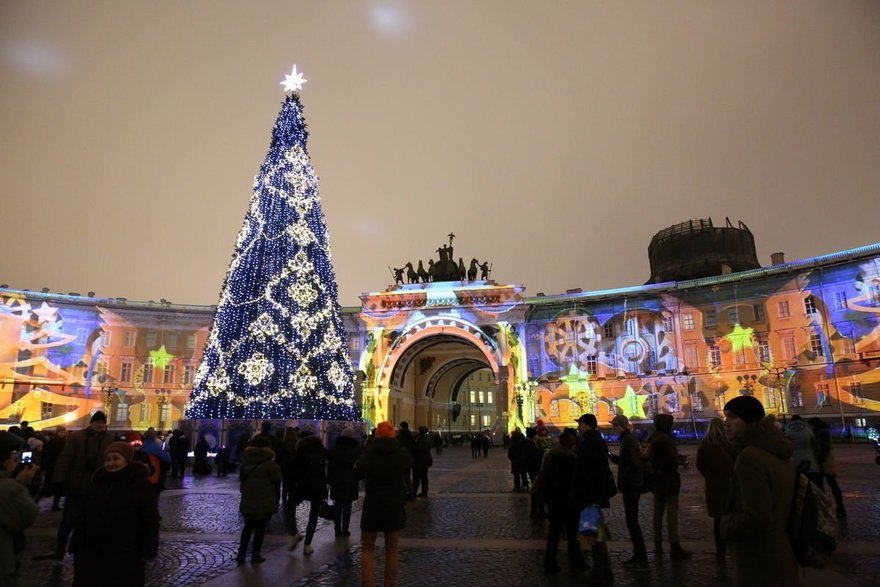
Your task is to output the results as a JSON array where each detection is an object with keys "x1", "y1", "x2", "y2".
[{"x1": 2, "y1": 1, "x2": 879, "y2": 307}]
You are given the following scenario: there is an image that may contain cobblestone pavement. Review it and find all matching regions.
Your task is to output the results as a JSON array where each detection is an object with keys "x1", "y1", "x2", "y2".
[{"x1": 19, "y1": 443, "x2": 880, "y2": 587}]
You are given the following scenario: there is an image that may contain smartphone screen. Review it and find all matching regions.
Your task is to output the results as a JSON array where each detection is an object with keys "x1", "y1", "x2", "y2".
[{"x1": 21, "y1": 451, "x2": 33, "y2": 464}]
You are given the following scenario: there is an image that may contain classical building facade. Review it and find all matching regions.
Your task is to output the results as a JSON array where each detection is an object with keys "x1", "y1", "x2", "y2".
[{"x1": 2, "y1": 240, "x2": 879, "y2": 438}]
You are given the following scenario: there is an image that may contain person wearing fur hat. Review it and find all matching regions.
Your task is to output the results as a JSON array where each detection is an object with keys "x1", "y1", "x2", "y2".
[
  {"x1": 356, "y1": 421, "x2": 412, "y2": 587},
  {"x1": 50, "y1": 411, "x2": 114, "y2": 561},
  {"x1": 0, "y1": 431, "x2": 39, "y2": 587},
  {"x1": 720, "y1": 396, "x2": 798, "y2": 587},
  {"x1": 645, "y1": 413, "x2": 690, "y2": 560},
  {"x1": 236, "y1": 435, "x2": 282, "y2": 565},
  {"x1": 71, "y1": 441, "x2": 159, "y2": 586}
]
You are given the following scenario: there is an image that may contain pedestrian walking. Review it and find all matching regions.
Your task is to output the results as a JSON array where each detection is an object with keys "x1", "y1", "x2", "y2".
[
  {"x1": 696, "y1": 417, "x2": 736, "y2": 561},
  {"x1": 1, "y1": 430, "x2": 40, "y2": 587},
  {"x1": 808, "y1": 417, "x2": 847, "y2": 518},
  {"x1": 50, "y1": 411, "x2": 114, "y2": 561},
  {"x1": 645, "y1": 414, "x2": 690, "y2": 559},
  {"x1": 293, "y1": 427, "x2": 327, "y2": 555},
  {"x1": 328, "y1": 428, "x2": 361, "y2": 537},
  {"x1": 396, "y1": 422, "x2": 416, "y2": 500},
  {"x1": 412, "y1": 426, "x2": 433, "y2": 497},
  {"x1": 720, "y1": 396, "x2": 798, "y2": 587},
  {"x1": 235, "y1": 435, "x2": 281, "y2": 565},
  {"x1": 608, "y1": 414, "x2": 649, "y2": 572},
  {"x1": 534, "y1": 430, "x2": 586, "y2": 573},
  {"x1": 356, "y1": 421, "x2": 412, "y2": 587},
  {"x1": 71, "y1": 441, "x2": 159, "y2": 586},
  {"x1": 168, "y1": 430, "x2": 189, "y2": 479},
  {"x1": 39, "y1": 426, "x2": 67, "y2": 510},
  {"x1": 508, "y1": 429, "x2": 529, "y2": 491}
]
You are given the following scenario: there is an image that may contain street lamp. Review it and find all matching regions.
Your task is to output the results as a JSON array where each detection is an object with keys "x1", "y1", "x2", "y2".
[
  {"x1": 515, "y1": 380, "x2": 537, "y2": 426},
  {"x1": 102, "y1": 385, "x2": 117, "y2": 419},
  {"x1": 156, "y1": 389, "x2": 171, "y2": 429},
  {"x1": 736, "y1": 374, "x2": 758, "y2": 396},
  {"x1": 764, "y1": 366, "x2": 788, "y2": 426}
]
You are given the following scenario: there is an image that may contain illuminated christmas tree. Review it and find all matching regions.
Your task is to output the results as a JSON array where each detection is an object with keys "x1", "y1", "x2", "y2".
[{"x1": 187, "y1": 66, "x2": 357, "y2": 420}]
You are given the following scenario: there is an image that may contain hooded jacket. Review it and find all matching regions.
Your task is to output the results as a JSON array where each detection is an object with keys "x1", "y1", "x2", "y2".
[
  {"x1": 721, "y1": 416, "x2": 798, "y2": 587},
  {"x1": 239, "y1": 446, "x2": 281, "y2": 520},
  {"x1": 785, "y1": 420, "x2": 819, "y2": 473}
]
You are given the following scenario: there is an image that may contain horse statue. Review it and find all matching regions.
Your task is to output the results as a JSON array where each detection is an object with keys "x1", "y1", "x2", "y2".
[
  {"x1": 404, "y1": 262, "x2": 419, "y2": 284},
  {"x1": 427, "y1": 259, "x2": 436, "y2": 282},
  {"x1": 467, "y1": 258, "x2": 479, "y2": 281},
  {"x1": 417, "y1": 260, "x2": 430, "y2": 283},
  {"x1": 457, "y1": 257, "x2": 466, "y2": 281}
]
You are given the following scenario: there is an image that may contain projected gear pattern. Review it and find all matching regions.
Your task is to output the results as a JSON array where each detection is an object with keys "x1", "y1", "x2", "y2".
[{"x1": 545, "y1": 315, "x2": 600, "y2": 370}]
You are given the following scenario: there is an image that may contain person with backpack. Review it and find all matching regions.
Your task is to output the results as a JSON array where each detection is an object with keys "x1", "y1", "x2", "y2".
[
  {"x1": 720, "y1": 396, "x2": 798, "y2": 587},
  {"x1": 138, "y1": 429, "x2": 170, "y2": 493}
]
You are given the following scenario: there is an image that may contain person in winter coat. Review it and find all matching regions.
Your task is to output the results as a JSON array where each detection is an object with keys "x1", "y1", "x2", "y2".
[
  {"x1": 646, "y1": 413, "x2": 690, "y2": 559},
  {"x1": 236, "y1": 436, "x2": 281, "y2": 565},
  {"x1": 608, "y1": 414, "x2": 649, "y2": 572},
  {"x1": 193, "y1": 436, "x2": 211, "y2": 475},
  {"x1": 575, "y1": 413, "x2": 617, "y2": 585},
  {"x1": 507, "y1": 429, "x2": 529, "y2": 491},
  {"x1": 411, "y1": 426, "x2": 434, "y2": 498},
  {"x1": 168, "y1": 430, "x2": 189, "y2": 479},
  {"x1": 52, "y1": 411, "x2": 114, "y2": 561},
  {"x1": 71, "y1": 441, "x2": 159, "y2": 587},
  {"x1": 808, "y1": 417, "x2": 846, "y2": 517},
  {"x1": 327, "y1": 428, "x2": 362, "y2": 536},
  {"x1": 785, "y1": 415, "x2": 822, "y2": 486},
  {"x1": 534, "y1": 430, "x2": 585, "y2": 574},
  {"x1": 524, "y1": 428, "x2": 545, "y2": 518},
  {"x1": 293, "y1": 428, "x2": 327, "y2": 555},
  {"x1": 696, "y1": 417, "x2": 736, "y2": 560},
  {"x1": 721, "y1": 396, "x2": 798, "y2": 587},
  {"x1": 279, "y1": 426, "x2": 301, "y2": 547},
  {"x1": 1, "y1": 431, "x2": 39, "y2": 587},
  {"x1": 356, "y1": 421, "x2": 412, "y2": 587},
  {"x1": 396, "y1": 422, "x2": 417, "y2": 500},
  {"x1": 39, "y1": 427, "x2": 67, "y2": 510}
]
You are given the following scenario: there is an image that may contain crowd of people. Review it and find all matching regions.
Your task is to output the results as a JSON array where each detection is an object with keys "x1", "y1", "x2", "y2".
[{"x1": 0, "y1": 401, "x2": 852, "y2": 587}]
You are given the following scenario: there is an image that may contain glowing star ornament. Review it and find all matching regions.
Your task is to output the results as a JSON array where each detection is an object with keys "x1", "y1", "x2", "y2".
[
  {"x1": 725, "y1": 323, "x2": 755, "y2": 354},
  {"x1": 149, "y1": 345, "x2": 175, "y2": 369},
  {"x1": 281, "y1": 65, "x2": 307, "y2": 92},
  {"x1": 614, "y1": 385, "x2": 647, "y2": 419}
]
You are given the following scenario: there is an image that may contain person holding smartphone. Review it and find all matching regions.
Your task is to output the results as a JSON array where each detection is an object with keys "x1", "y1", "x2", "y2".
[{"x1": 1, "y1": 430, "x2": 40, "y2": 586}]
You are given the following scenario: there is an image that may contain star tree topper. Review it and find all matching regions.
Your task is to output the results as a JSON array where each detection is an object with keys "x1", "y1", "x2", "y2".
[{"x1": 281, "y1": 65, "x2": 307, "y2": 92}]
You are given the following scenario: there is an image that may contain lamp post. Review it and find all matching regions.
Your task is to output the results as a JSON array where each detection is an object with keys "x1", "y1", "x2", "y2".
[
  {"x1": 102, "y1": 385, "x2": 117, "y2": 420},
  {"x1": 764, "y1": 366, "x2": 788, "y2": 427},
  {"x1": 156, "y1": 389, "x2": 170, "y2": 429},
  {"x1": 515, "y1": 380, "x2": 536, "y2": 426},
  {"x1": 736, "y1": 374, "x2": 758, "y2": 396}
]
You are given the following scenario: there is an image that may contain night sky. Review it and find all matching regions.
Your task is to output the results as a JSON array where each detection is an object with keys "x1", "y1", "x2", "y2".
[{"x1": 2, "y1": 1, "x2": 879, "y2": 306}]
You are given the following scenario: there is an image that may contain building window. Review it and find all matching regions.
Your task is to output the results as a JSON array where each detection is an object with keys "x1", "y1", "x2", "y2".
[
  {"x1": 469, "y1": 414, "x2": 476, "y2": 427},
  {"x1": 790, "y1": 384, "x2": 803, "y2": 408},
  {"x1": 782, "y1": 336, "x2": 797, "y2": 360},
  {"x1": 753, "y1": 304, "x2": 766, "y2": 321},
  {"x1": 145, "y1": 332, "x2": 158, "y2": 348},
  {"x1": 186, "y1": 334, "x2": 197, "y2": 350},
  {"x1": 76, "y1": 328, "x2": 88, "y2": 344},
  {"x1": 841, "y1": 335, "x2": 855, "y2": 355},
  {"x1": 101, "y1": 332, "x2": 111, "y2": 347},
  {"x1": 41, "y1": 401, "x2": 54, "y2": 421},
  {"x1": 757, "y1": 339, "x2": 771, "y2": 364},
  {"x1": 585, "y1": 355, "x2": 598, "y2": 374},
  {"x1": 871, "y1": 283, "x2": 880, "y2": 304},
  {"x1": 708, "y1": 344, "x2": 721, "y2": 369},
  {"x1": 120, "y1": 361, "x2": 133, "y2": 383},
  {"x1": 816, "y1": 382, "x2": 830, "y2": 407},
  {"x1": 851, "y1": 381, "x2": 864, "y2": 404},
  {"x1": 684, "y1": 343, "x2": 699, "y2": 371},
  {"x1": 728, "y1": 308, "x2": 740, "y2": 324},
  {"x1": 163, "y1": 364, "x2": 176, "y2": 384},
  {"x1": 469, "y1": 390, "x2": 475, "y2": 403},
  {"x1": 682, "y1": 314, "x2": 694, "y2": 331},
  {"x1": 481, "y1": 414, "x2": 490, "y2": 427},
  {"x1": 834, "y1": 292, "x2": 847, "y2": 310},
  {"x1": 115, "y1": 400, "x2": 128, "y2": 423},
  {"x1": 478, "y1": 390, "x2": 485, "y2": 403},
  {"x1": 124, "y1": 331, "x2": 136, "y2": 347},
  {"x1": 348, "y1": 333, "x2": 361, "y2": 352},
  {"x1": 662, "y1": 316, "x2": 673, "y2": 332},
  {"x1": 605, "y1": 353, "x2": 616, "y2": 371},
  {"x1": 165, "y1": 333, "x2": 178, "y2": 349},
  {"x1": 142, "y1": 361, "x2": 154, "y2": 384},
  {"x1": 626, "y1": 319, "x2": 637, "y2": 336},
  {"x1": 140, "y1": 401, "x2": 151, "y2": 422},
  {"x1": 777, "y1": 301, "x2": 790, "y2": 319},
  {"x1": 809, "y1": 334, "x2": 824, "y2": 357},
  {"x1": 704, "y1": 311, "x2": 717, "y2": 328},
  {"x1": 183, "y1": 364, "x2": 195, "y2": 385},
  {"x1": 604, "y1": 323, "x2": 614, "y2": 338},
  {"x1": 804, "y1": 296, "x2": 817, "y2": 315},
  {"x1": 487, "y1": 391, "x2": 494, "y2": 404}
]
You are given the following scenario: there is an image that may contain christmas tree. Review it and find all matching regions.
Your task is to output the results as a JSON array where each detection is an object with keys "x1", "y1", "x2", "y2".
[{"x1": 186, "y1": 66, "x2": 358, "y2": 421}]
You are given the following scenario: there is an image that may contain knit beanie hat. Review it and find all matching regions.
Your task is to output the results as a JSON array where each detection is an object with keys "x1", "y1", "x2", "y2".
[
  {"x1": 105, "y1": 441, "x2": 135, "y2": 463},
  {"x1": 723, "y1": 396, "x2": 765, "y2": 424},
  {"x1": 90, "y1": 411, "x2": 107, "y2": 423},
  {"x1": 376, "y1": 421, "x2": 395, "y2": 438}
]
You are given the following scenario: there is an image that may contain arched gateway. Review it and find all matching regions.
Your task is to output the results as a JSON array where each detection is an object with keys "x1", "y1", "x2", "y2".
[{"x1": 357, "y1": 281, "x2": 529, "y2": 434}]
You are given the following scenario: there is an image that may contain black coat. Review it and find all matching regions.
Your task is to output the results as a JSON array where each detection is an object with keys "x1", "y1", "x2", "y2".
[
  {"x1": 412, "y1": 432, "x2": 434, "y2": 469},
  {"x1": 293, "y1": 435, "x2": 327, "y2": 503},
  {"x1": 239, "y1": 447, "x2": 282, "y2": 520},
  {"x1": 575, "y1": 429, "x2": 615, "y2": 509},
  {"x1": 72, "y1": 464, "x2": 159, "y2": 587},
  {"x1": 356, "y1": 437, "x2": 412, "y2": 532},
  {"x1": 328, "y1": 436, "x2": 361, "y2": 502}
]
